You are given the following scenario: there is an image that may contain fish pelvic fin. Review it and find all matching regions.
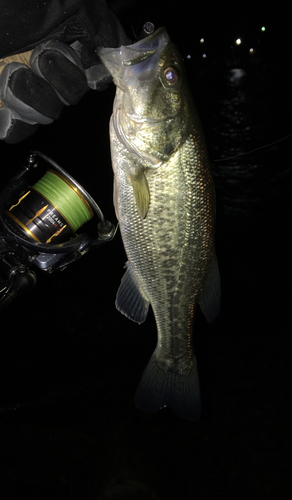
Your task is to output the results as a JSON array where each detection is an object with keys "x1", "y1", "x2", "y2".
[
  {"x1": 135, "y1": 349, "x2": 201, "y2": 420},
  {"x1": 130, "y1": 168, "x2": 150, "y2": 219},
  {"x1": 199, "y1": 254, "x2": 221, "y2": 323},
  {"x1": 116, "y1": 262, "x2": 150, "y2": 324}
]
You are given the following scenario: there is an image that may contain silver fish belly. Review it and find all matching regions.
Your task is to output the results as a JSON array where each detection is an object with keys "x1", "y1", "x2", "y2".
[{"x1": 99, "y1": 27, "x2": 221, "y2": 420}]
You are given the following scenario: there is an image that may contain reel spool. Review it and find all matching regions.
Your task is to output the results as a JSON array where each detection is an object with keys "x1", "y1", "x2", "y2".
[{"x1": 6, "y1": 168, "x2": 94, "y2": 244}]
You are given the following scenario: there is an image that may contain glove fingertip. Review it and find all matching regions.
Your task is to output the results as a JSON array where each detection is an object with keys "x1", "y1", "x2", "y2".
[
  {"x1": 4, "y1": 119, "x2": 39, "y2": 144},
  {"x1": 0, "y1": 103, "x2": 40, "y2": 143}
]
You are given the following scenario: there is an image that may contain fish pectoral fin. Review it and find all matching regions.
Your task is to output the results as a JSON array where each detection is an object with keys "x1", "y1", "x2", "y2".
[
  {"x1": 199, "y1": 254, "x2": 221, "y2": 323},
  {"x1": 113, "y1": 175, "x2": 119, "y2": 220},
  {"x1": 115, "y1": 262, "x2": 150, "y2": 324},
  {"x1": 130, "y1": 169, "x2": 150, "y2": 219}
]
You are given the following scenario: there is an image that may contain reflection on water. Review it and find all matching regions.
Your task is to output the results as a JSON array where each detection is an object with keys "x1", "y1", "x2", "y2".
[
  {"x1": 199, "y1": 64, "x2": 291, "y2": 218},
  {"x1": 211, "y1": 67, "x2": 258, "y2": 216}
]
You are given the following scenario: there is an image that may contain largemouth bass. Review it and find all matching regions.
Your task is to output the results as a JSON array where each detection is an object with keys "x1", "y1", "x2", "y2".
[{"x1": 98, "y1": 27, "x2": 220, "y2": 420}]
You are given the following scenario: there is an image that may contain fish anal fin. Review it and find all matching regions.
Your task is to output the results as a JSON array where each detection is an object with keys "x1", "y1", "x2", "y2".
[
  {"x1": 116, "y1": 262, "x2": 150, "y2": 324},
  {"x1": 130, "y1": 169, "x2": 150, "y2": 219}
]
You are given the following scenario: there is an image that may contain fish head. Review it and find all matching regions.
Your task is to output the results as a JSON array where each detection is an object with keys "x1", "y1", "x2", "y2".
[{"x1": 98, "y1": 27, "x2": 192, "y2": 163}]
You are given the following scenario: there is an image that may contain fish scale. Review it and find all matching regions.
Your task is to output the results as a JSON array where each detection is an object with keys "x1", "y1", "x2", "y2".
[{"x1": 99, "y1": 27, "x2": 220, "y2": 419}]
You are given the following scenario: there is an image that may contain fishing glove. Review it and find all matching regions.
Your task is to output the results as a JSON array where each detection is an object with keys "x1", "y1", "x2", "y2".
[{"x1": 0, "y1": 0, "x2": 129, "y2": 143}]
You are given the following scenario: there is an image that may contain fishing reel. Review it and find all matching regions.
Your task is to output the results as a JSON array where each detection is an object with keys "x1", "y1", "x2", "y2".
[{"x1": 0, "y1": 151, "x2": 116, "y2": 310}]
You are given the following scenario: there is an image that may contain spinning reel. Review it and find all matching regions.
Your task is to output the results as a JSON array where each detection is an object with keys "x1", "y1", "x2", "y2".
[{"x1": 0, "y1": 151, "x2": 116, "y2": 310}]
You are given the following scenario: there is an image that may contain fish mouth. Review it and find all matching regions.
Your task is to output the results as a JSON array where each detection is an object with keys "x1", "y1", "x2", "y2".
[{"x1": 97, "y1": 27, "x2": 170, "y2": 88}]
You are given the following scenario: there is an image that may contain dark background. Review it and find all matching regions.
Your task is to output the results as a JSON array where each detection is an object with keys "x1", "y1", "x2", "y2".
[{"x1": 0, "y1": 1, "x2": 291, "y2": 499}]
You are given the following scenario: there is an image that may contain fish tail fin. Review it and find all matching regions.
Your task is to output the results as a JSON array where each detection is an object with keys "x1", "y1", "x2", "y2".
[{"x1": 135, "y1": 349, "x2": 201, "y2": 420}]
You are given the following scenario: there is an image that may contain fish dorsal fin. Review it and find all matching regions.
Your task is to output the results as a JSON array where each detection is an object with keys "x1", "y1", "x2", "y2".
[
  {"x1": 199, "y1": 255, "x2": 221, "y2": 323},
  {"x1": 130, "y1": 168, "x2": 150, "y2": 219},
  {"x1": 116, "y1": 262, "x2": 150, "y2": 324}
]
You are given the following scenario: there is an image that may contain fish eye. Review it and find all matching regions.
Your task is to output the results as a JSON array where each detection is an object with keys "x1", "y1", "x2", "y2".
[{"x1": 163, "y1": 66, "x2": 179, "y2": 85}]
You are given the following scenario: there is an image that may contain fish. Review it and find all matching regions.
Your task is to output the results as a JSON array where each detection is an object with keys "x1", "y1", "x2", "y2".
[{"x1": 98, "y1": 27, "x2": 221, "y2": 420}]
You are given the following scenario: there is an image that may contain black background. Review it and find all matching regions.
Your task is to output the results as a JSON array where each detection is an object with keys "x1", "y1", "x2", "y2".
[{"x1": 0, "y1": 1, "x2": 291, "y2": 499}]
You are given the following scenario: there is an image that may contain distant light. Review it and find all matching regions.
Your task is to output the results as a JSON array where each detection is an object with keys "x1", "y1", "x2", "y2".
[
  {"x1": 249, "y1": 48, "x2": 254, "y2": 53},
  {"x1": 202, "y1": 54, "x2": 207, "y2": 58},
  {"x1": 235, "y1": 38, "x2": 242, "y2": 45},
  {"x1": 200, "y1": 38, "x2": 204, "y2": 44},
  {"x1": 187, "y1": 54, "x2": 191, "y2": 59},
  {"x1": 261, "y1": 26, "x2": 266, "y2": 31}
]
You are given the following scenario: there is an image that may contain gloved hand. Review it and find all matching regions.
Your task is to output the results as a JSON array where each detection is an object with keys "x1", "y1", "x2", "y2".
[{"x1": 0, "y1": 0, "x2": 129, "y2": 144}]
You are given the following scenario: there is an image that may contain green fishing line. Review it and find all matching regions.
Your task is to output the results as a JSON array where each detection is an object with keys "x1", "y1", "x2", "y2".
[{"x1": 32, "y1": 170, "x2": 92, "y2": 231}]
